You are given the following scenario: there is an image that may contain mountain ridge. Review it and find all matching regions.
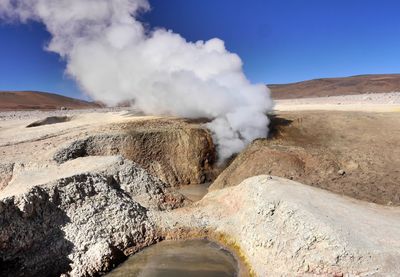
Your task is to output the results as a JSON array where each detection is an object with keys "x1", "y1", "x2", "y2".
[
  {"x1": 0, "y1": 90, "x2": 101, "y2": 111},
  {"x1": 269, "y1": 73, "x2": 400, "y2": 99}
]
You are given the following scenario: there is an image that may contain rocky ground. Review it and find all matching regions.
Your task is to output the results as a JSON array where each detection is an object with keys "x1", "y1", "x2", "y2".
[
  {"x1": 212, "y1": 110, "x2": 400, "y2": 205},
  {"x1": 0, "y1": 156, "x2": 185, "y2": 276},
  {"x1": 0, "y1": 107, "x2": 128, "y2": 122},
  {"x1": 0, "y1": 111, "x2": 215, "y2": 189},
  {"x1": 156, "y1": 176, "x2": 400, "y2": 276},
  {"x1": 275, "y1": 92, "x2": 400, "y2": 112},
  {"x1": 1, "y1": 94, "x2": 400, "y2": 276},
  {"x1": 277, "y1": 91, "x2": 400, "y2": 105}
]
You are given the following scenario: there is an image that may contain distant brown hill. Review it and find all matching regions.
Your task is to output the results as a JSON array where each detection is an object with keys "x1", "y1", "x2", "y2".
[
  {"x1": 0, "y1": 91, "x2": 101, "y2": 111},
  {"x1": 269, "y1": 74, "x2": 400, "y2": 99}
]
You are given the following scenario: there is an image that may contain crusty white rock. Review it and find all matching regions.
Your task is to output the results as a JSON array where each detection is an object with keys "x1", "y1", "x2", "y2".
[
  {"x1": 156, "y1": 175, "x2": 400, "y2": 276},
  {"x1": 0, "y1": 156, "x2": 185, "y2": 277}
]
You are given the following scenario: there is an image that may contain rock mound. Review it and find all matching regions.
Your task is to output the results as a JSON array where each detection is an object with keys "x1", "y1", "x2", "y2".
[
  {"x1": 53, "y1": 119, "x2": 215, "y2": 186},
  {"x1": 26, "y1": 116, "x2": 71, "y2": 128},
  {"x1": 0, "y1": 157, "x2": 185, "y2": 277},
  {"x1": 158, "y1": 175, "x2": 400, "y2": 276},
  {"x1": 210, "y1": 111, "x2": 400, "y2": 205}
]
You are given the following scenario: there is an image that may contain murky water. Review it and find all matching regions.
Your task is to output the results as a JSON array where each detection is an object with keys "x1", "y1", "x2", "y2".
[
  {"x1": 177, "y1": 183, "x2": 210, "y2": 202},
  {"x1": 106, "y1": 239, "x2": 238, "y2": 277}
]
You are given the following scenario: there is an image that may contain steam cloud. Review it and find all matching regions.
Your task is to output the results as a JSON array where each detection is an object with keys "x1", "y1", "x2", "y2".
[{"x1": 0, "y1": 0, "x2": 273, "y2": 161}]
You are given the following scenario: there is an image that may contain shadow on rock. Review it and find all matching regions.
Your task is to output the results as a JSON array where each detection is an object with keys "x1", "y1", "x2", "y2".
[
  {"x1": 267, "y1": 114, "x2": 293, "y2": 139},
  {"x1": 0, "y1": 187, "x2": 73, "y2": 277}
]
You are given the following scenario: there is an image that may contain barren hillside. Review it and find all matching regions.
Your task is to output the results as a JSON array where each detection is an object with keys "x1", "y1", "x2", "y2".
[
  {"x1": 211, "y1": 110, "x2": 400, "y2": 205},
  {"x1": 269, "y1": 74, "x2": 400, "y2": 99},
  {"x1": 0, "y1": 91, "x2": 101, "y2": 110}
]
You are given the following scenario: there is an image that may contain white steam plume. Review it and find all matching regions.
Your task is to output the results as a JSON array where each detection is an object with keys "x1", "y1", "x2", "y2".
[{"x1": 0, "y1": 0, "x2": 274, "y2": 161}]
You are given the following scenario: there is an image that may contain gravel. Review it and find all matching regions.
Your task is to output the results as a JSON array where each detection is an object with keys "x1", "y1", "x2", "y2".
[
  {"x1": 275, "y1": 92, "x2": 400, "y2": 105},
  {"x1": 0, "y1": 107, "x2": 136, "y2": 121}
]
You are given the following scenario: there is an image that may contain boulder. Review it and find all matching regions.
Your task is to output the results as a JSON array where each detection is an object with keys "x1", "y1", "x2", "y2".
[{"x1": 26, "y1": 116, "x2": 71, "y2": 128}]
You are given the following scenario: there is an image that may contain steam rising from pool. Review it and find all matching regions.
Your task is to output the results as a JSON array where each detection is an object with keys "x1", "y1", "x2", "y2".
[{"x1": 0, "y1": 0, "x2": 273, "y2": 160}]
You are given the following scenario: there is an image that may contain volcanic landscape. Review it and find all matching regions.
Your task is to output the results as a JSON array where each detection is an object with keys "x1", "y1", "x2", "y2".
[{"x1": 1, "y1": 74, "x2": 400, "y2": 276}]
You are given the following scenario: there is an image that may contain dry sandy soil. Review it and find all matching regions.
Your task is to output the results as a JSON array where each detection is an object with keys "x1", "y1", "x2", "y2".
[
  {"x1": 269, "y1": 73, "x2": 400, "y2": 99},
  {"x1": 275, "y1": 91, "x2": 400, "y2": 112},
  {"x1": 212, "y1": 92, "x2": 400, "y2": 205},
  {"x1": 212, "y1": 110, "x2": 400, "y2": 205}
]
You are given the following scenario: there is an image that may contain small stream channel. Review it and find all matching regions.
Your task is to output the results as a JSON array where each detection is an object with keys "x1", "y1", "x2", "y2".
[{"x1": 106, "y1": 239, "x2": 239, "y2": 277}]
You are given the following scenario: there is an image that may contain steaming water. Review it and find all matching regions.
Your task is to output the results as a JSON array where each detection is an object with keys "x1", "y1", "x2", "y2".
[
  {"x1": 0, "y1": 0, "x2": 274, "y2": 161},
  {"x1": 106, "y1": 239, "x2": 238, "y2": 277}
]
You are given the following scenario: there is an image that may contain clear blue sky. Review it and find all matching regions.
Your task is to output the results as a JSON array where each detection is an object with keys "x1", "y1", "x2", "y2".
[{"x1": 1, "y1": 0, "x2": 400, "y2": 99}]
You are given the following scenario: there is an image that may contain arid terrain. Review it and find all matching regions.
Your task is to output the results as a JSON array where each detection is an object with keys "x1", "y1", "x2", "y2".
[
  {"x1": 0, "y1": 91, "x2": 101, "y2": 111},
  {"x1": 212, "y1": 110, "x2": 400, "y2": 205},
  {"x1": 0, "y1": 111, "x2": 215, "y2": 192},
  {"x1": 4, "y1": 74, "x2": 399, "y2": 111},
  {"x1": 1, "y1": 90, "x2": 400, "y2": 276},
  {"x1": 269, "y1": 74, "x2": 400, "y2": 99}
]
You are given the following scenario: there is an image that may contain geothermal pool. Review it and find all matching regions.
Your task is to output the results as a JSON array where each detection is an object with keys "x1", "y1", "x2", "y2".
[
  {"x1": 106, "y1": 239, "x2": 238, "y2": 277},
  {"x1": 177, "y1": 183, "x2": 210, "y2": 202}
]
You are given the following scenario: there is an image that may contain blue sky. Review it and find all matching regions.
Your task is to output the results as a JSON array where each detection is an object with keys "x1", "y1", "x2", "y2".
[{"x1": 1, "y1": 0, "x2": 400, "y2": 99}]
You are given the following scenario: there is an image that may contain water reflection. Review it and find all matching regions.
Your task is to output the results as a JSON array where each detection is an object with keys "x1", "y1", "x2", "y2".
[
  {"x1": 177, "y1": 183, "x2": 210, "y2": 202},
  {"x1": 106, "y1": 239, "x2": 238, "y2": 277}
]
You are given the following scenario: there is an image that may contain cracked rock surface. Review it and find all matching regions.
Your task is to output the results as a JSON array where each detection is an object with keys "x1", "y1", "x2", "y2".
[
  {"x1": 155, "y1": 175, "x2": 400, "y2": 276},
  {"x1": 0, "y1": 156, "x2": 185, "y2": 277}
]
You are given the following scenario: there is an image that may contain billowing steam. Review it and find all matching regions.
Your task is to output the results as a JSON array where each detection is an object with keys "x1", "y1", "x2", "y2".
[{"x1": 0, "y1": 0, "x2": 273, "y2": 161}]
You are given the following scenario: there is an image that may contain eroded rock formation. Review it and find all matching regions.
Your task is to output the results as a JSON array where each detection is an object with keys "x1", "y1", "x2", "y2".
[
  {"x1": 0, "y1": 163, "x2": 13, "y2": 191},
  {"x1": 53, "y1": 119, "x2": 215, "y2": 187},
  {"x1": 156, "y1": 175, "x2": 400, "y2": 276},
  {"x1": 0, "y1": 156, "x2": 185, "y2": 277}
]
